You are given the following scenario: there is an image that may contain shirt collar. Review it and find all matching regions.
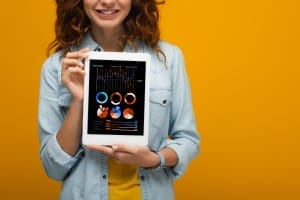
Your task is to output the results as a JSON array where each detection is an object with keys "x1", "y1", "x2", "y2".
[
  {"x1": 70, "y1": 31, "x2": 143, "y2": 53},
  {"x1": 70, "y1": 32, "x2": 99, "y2": 52}
]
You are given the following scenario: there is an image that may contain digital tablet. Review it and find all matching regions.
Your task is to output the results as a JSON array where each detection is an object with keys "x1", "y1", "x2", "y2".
[{"x1": 82, "y1": 51, "x2": 150, "y2": 146}]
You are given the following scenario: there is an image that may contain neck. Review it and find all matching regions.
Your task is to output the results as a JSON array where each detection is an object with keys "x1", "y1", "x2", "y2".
[{"x1": 90, "y1": 26, "x2": 124, "y2": 52}]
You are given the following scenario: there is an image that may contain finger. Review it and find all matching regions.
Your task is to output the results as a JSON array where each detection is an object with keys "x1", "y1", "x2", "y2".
[
  {"x1": 111, "y1": 144, "x2": 139, "y2": 154},
  {"x1": 86, "y1": 145, "x2": 114, "y2": 156},
  {"x1": 62, "y1": 59, "x2": 84, "y2": 70},
  {"x1": 65, "y1": 48, "x2": 90, "y2": 60},
  {"x1": 79, "y1": 47, "x2": 90, "y2": 53},
  {"x1": 112, "y1": 152, "x2": 132, "y2": 164},
  {"x1": 62, "y1": 67, "x2": 85, "y2": 77},
  {"x1": 112, "y1": 145, "x2": 118, "y2": 151}
]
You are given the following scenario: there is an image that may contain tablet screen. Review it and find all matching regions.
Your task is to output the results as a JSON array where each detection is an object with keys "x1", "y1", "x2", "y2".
[{"x1": 87, "y1": 59, "x2": 146, "y2": 136}]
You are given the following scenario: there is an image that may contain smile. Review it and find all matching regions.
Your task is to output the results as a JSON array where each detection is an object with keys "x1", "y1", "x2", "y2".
[{"x1": 97, "y1": 9, "x2": 119, "y2": 16}]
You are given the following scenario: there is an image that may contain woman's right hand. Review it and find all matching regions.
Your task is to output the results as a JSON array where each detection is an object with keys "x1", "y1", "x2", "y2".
[{"x1": 61, "y1": 48, "x2": 90, "y2": 102}]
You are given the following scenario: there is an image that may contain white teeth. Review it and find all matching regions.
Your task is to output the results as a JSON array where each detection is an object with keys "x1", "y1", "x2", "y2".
[{"x1": 100, "y1": 10, "x2": 116, "y2": 15}]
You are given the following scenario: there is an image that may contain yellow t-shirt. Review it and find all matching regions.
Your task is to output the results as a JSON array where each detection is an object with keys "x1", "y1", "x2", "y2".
[{"x1": 108, "y1": 158, "x2": 142, "y2": 200}]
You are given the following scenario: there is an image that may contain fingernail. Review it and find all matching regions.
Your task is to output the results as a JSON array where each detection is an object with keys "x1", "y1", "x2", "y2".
[{"x1": 112, "y1": 145, "x2": 118, "y2": 151}]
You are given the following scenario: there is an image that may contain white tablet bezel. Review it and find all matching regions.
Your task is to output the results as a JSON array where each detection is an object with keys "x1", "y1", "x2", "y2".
[{"x1": 82, "y1": 51, "x2": 150, "y2": 146}]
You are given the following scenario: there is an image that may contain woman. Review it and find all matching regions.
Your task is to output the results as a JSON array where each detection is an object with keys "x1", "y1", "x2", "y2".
[{"x1": 38, "y1": 0, "x2": 200, "y2": 199}]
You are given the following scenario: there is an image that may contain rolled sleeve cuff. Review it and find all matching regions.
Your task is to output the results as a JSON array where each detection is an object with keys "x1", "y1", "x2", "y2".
[
  {"x1": 161, "y1": 139, "x2": 199, "y2": 179},
  {"x1": 42, "y1": 134, "x2": 85, "y2": 181}
]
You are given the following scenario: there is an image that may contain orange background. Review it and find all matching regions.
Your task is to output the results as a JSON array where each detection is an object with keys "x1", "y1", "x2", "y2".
[{"x1": 0, "y1": 0, "x2": 299, "y2": 199}]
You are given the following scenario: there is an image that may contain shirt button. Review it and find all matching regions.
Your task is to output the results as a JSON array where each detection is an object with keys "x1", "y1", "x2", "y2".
[
  {"x1": 162, "y1": 99, "x2": 167, "y2": 104},
  {"x1": 140, "y1": 175, "x2": 145, "y2": 181},
  {"x1": 102, "y1": 175, "x2": 107, "y2": 179}
]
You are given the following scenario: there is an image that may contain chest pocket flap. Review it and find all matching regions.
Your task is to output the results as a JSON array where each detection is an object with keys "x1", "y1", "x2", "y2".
[{"x1": 149, "y1": 89, "x2": 172, "y2": 128}]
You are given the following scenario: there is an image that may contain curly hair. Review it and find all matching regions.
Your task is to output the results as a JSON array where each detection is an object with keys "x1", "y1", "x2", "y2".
[{"x1": 48, "y1": 0, "x2": 166, "y2": 60}]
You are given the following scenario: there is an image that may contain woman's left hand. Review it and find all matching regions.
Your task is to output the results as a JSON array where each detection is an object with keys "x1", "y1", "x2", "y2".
[{"x1": 86, "y1": 144, "x2": 160, "y2": 167}]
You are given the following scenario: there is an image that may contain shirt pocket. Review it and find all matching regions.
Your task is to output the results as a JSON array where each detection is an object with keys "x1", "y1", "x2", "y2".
[{"x1": 149, "y1": 89, "x2": 172, "y2": 129}]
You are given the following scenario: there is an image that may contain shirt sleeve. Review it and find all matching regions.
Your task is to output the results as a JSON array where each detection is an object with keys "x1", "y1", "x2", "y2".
[
  {"x1": 162, "y1": 45, "x2": 200, "y2": 179},
  {"x1": 38, "y1": 54, "x2": 84, "y2": 181}
]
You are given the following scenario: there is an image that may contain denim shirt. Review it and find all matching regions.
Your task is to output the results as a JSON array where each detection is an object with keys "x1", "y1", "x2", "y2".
[{"x1": 38, "y1": 32, "x2": 200, "y2": 200}]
